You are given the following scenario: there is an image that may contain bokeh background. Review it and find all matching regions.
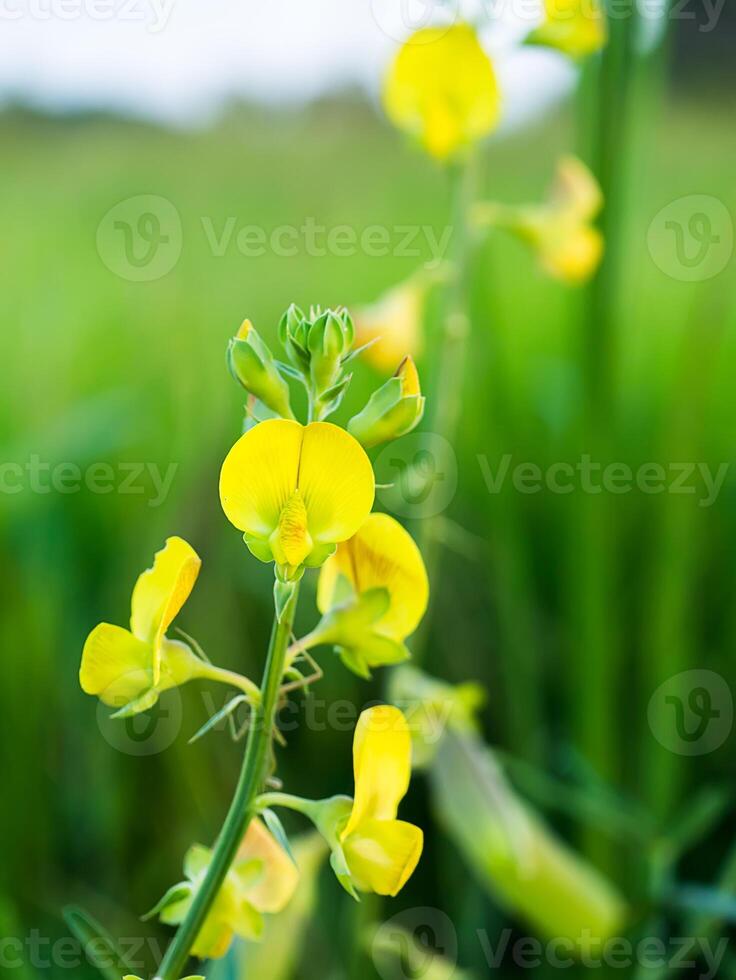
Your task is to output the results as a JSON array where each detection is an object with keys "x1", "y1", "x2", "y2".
[{"x1": 2, "y1": 1, "x2": 735, "y2": 977}]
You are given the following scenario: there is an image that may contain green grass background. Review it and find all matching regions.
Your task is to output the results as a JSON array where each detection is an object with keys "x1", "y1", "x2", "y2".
[{"x1": 1, "y1": 83, "x2": 735, "y2": 977}]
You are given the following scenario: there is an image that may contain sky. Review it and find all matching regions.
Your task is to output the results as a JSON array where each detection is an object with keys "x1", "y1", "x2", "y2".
[{"x1": 0, "y1": 0, "x2": 575, "y2": 128}]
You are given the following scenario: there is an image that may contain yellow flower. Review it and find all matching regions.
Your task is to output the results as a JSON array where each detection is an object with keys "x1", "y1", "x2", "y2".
[
  {"x1": 527, "y1": 0, "x2": 607, "y2": 58},
  {"x1": 80, "y1": 538, "x2": 254, "y2": 716},
  {"x1": 338, "y1": 705, "x2": 423, "y2": 896},
  {"x1": 318, "y1": 512, "x2": 428, "y2": 647},
  {"x1": 354, "y1": 279, "x2": 425, "y2": 373},
  {"x1": 474, "y1": 156, "x2": 604, "y2": 284},
  {"x1": 310, "y1": 706, "x2": 422, "y2": 897},
  {"x1": 219, "y1": 419, "x2": 375, "y2": 579},
  {"x1": 383, "y1": 24, "x2": 500, "y2": 161},
  {"x1": 149, "y1": 818, "x2": 299, "y2": 961}
]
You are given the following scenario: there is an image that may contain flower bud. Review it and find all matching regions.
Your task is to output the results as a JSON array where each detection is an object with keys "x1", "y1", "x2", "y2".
[
  {"x1": 228, "y1": 319, "x2": 294, "y2": 419},
  {"x1": 308, "y1": 309, "x2": 354, "y2": 392},
  {"x1": 348, "y1": 356, "x2": 425, "y2": 449}
]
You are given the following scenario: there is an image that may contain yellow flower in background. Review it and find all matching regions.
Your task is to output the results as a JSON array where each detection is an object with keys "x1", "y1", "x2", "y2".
[
  {"x1": 80, "y1": 537, "x2": 258, "y2": 715},
  {"x1": 527, "y1": 0, "x2": 607, "y2": 59},
  {"x1": 383, "y1": 23, "x2": 500, "y2": 161},
  {"x1": 339, "y1": 706, "x2": 423, "y2": 895},
  {"x1": 474, "y1": 155, "x2": 604, "y2": 284},
  {"x1": 220, "y1": 419, "x2": 375, "y2": 580},
  {"x1": 354, "y1": 278, "x2": 425, "y2": 373},
  {"x1": 149, "y1": 818, "x2": 299, "y2": 961}
]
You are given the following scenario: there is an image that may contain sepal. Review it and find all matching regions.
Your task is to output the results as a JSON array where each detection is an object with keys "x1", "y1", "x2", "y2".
[{"x1": 228, "y1": 319, "x2": 294, "y2": 419}]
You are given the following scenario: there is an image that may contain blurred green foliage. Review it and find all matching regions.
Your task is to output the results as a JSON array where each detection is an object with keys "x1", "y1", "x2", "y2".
[{"x1": 1, "y1": 89, "x2": 735, "y2": 977}]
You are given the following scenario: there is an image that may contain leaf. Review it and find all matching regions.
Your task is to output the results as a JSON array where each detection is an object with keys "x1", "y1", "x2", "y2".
[
  {"x1": 275, "y1": 359, "x2": 305, "y2": 381},
  {"x1": 141, "y1": 882, "x2": 193, "y2": 922},
  {"x1": 262, "y1": 808, "x2": 297, "y2": 867},
  {"x1": 188, "y1": 694, "x2": 251, "y2": 745},
  {"x1": 341, "y1": 335, "x2": 380, "y2": 365},
  {"x1": 62, "y1": 906, "x2": 130, "y2": 980}
]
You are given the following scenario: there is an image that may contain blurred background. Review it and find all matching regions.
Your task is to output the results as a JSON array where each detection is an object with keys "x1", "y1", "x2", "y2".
[{"x1": 1, "y1": 1, "x2": 735, "y2": 977}]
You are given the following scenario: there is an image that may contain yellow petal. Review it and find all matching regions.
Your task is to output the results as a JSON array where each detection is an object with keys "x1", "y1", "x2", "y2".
[
  {"x1": 79, "y1": 623, "x2": 152, "y2": 708},
  {"x1": 383, "y1": 24, "x2": 500, "y2": 161},
  {"x1": 298, "y1": 422, "x2": 375, "y2": 545},
  {"x1": 130, "y1": 536, "x2": 201, "y2": 679},
  {"x1": 532, "y1": 0, "x2": 607, "y2": 58},
  {"x1": 354, "y1": 281, "x2": 424, "y2": 373},
  {"x1": 236, "y1": 818, "x2": 300, "y2": 913},
  {"x1": 541, "y1": 223, "x2": 604, "y2": 284},
  {"x1": 343, "y1": 818, "x2": 423, "y2": 896},
  {"x1": 220, "y1": 419, "x2": 303, "y2": 537},
  {"x1": 318, "y1": 513, "x2": 428, "y2": 641},
  {"x1": 551, "y1": 155, "x2": 602, "y2": 221},
  {"x1": 343, "y1": 705, "x2": 413, "y2": 836}
]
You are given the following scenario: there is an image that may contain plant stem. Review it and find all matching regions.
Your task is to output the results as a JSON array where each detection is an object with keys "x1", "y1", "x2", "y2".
[
  {"x1": 200, "y1": 664, "x2": 261, "y2": 704},
  {"x1": 414, "y1": 158, "x2": 475, "y2": 658},
  {"x1": 156, "y1": 583, "x2": 300, "y2": 980}
]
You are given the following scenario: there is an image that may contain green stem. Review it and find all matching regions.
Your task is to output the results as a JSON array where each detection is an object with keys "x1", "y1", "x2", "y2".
[
  {"x1": 414, "y1": 158, "x2": 475, "y2": 659},
  {"x1": 156, "y1": 583, "x2": 300, "y2": 980},
  {"x1": 200, "y1": 663, "x2": 261, "y2": 704},
  {"x1": 255, "y1": 791, "x2": 317, "y2": 818}
]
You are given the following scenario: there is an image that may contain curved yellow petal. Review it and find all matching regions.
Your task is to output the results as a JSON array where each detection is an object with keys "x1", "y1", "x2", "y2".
[
  {"x1": 343, "y1": 818, "x2": 423, "y2": 896},
  {"x1": 551, "y1": 155, "x2": 602, "y2": 221},
  {"x1": 130, "y1": 537, "x2": 201, "y2": 677},
  {"x1": 354, "y1": 280, "x2": 424, "y2": 373},
  {"x1": 80, "y1": 623, "x2": 152, "y2": 708},
  {"x1": 383, "y1": 24, "x2": 500, "y2": 161},
  {"x1": 343, "y1": 705, "x2": 412, "y2": 837},
  {"x1": 298, "y1": 422, "x2": 375, "y2": 545},
  {"x1": 236, "y1": 818, "x2": 300, "y2": 914},
  {"x1": 541, "y1": 223, "x2": 604, "y2": 284},
  {"x1": 220, "y1": 419, "x2": 303, "y2": 537},
  {"x1": 531, "y1": 0, "x2": 607, "y2": 58},
  {"x1": 318, "y1": 513, "x2": 428, "y2": 641}
]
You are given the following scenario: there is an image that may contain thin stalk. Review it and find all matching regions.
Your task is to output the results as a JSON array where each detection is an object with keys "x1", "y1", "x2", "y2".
[
  {"x1": 199, "y1": 664, "x2": 261, "y2": 704},
  {"x1": 415, "y1": 158, "x2": 476, "y2": 658},
  {"x1": 571, "y1": 0, "x2": 639, "y2": 871},
  {"x1": 156, "y1": 584, "x2": 300, "y2": 980}
]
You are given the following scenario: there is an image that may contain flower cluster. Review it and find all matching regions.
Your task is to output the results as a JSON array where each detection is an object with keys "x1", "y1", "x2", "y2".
[{"x1": 80, "y1": 303, "x2": 429, "y2": 973}]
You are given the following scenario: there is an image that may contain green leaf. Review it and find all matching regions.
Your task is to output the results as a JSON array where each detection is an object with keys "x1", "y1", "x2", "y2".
[
  {"x1": 262, "y1": 808, "x2": 297, "y2": 866},
  {"x1": 188, "y1": 694, "x2": 251, "y2": 745},
  {"x1": 141, "y1": 882, "x2": 193, "y2": 921},
  {"x1": 62, "y1": 906, "x2": 130, "y2": 980}
]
